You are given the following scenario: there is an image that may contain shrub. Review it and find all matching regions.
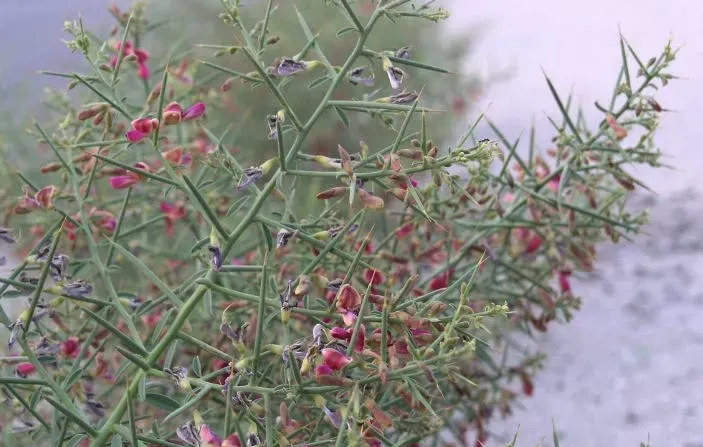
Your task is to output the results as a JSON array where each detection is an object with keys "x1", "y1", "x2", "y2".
[{"x1": 0, "y1": 1, "x2": 677, "y2": 446}]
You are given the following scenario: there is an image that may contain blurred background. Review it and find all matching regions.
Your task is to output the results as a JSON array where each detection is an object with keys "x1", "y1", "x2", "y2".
[{"x1": 1, "y1": 1, "x2": 702, "y2": 446}]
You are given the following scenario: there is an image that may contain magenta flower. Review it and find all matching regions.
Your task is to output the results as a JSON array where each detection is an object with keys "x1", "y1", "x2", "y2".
[
  {"x1": 111, "y1": 41, "x2": 151, "y2": 80},
  {"x1": 182, "y1": 102, "x2": 206, "y2": 121},
  {"x1": 16, "y1": 362, "x2": 36, "y2": 378},
  {"x1": 109, "y1": 175, "x2": 139, "y2": 190},
  {"x1": 109, "y1": 162, "x2": 151, "y2": 190},
  {"x1": 330, "y1": 325, "x2": 365, "y2": 353},
  {"x1": 321, "y1": 348, "x2": 352, "y2": 371},
  {"x1": 558, "y1": 270, "x2": 572, "y2": 293}
]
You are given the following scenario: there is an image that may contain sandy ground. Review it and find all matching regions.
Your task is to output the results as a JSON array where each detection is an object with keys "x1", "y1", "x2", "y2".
[
  {"x1": 2, "y1": 1, "x2": 703, "y2": 446},
  {"x1": 484, "y1": 190, "x2": 703, "y2": 447}
]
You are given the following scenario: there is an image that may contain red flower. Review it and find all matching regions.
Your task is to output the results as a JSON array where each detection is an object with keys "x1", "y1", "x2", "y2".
[
  {"x1": 429, "y1": 269, "x2": 454, "y2": 291},
  {"x1": 16, "y1": 362, "x2": 36, "y2": 377},
  {"x1": 520, "y1": 372, "x2": 534, "y2": 396},
  {"x1": 321, "y1": 348, "x2": 352, "y2": 371},
  {"x1": 337, "y1": 284, "x2": 361, "y2": 310},
  {"x1": 364, "y1": 268, "x2": 385, "y2": 286},
  {"x1": 525, "y1": 234, "x2": 543, "y2": 254},
  {"x1": 330, "y1": 326, "x2": 365, "y2": 353},
  {"x1": 61, "y1": 337, "x2": 80, "y2": 358},
  {"x1": 558, "y1": 270, "x2": 572, "y2": 293},
  {"x1": 222, "y1": 435, "x2": 242, "y2": 447},
  {"x1": 396, "y1": 222, "x2": 415, "y2": 239}
]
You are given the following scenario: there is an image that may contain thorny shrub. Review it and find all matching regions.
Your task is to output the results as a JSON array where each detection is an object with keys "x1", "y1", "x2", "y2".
[{"x1": 0, "y1": 1, "x2": 677, "y2": 446}]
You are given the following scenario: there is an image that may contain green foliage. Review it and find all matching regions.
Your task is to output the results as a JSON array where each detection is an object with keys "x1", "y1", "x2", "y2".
[{"x1": 0, "y1": 1, "x2": 677, "y2": 446}]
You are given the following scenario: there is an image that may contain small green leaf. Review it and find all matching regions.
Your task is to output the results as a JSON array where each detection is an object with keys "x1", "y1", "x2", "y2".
[
  {"x1": 151, "y1": 419, "x2": 161, "y2": 437},
  {"x1": 336, "y1": 26, "x2": 357, "y2": 38},
  {"x1": 260, "y1": 222, "x2": 274, "y2": 253},
  {"x1": 227, "y1": 196, "x2": 252, "y2": 217},
  {"x1": 66, "y1": 435, "x2": 87, "y2": 447},
  {"x1": 138, "y1": 376, "x2": 147, "y2": 402},
  {"x1": 192, "y1": 356, "x2": 202, "y2": 377},
  {"x1": 145, "y1": 392, "x2": 181, "y2": 412},
  {"x1": 308, "y1": 76, "x2": 331, "y2": 90},
  {"x1": 334, "y1": 106, "x2": 350, "y2": 128},
  {"x1": 164, "y1": 339, "x2": 179, "y2": 370}
]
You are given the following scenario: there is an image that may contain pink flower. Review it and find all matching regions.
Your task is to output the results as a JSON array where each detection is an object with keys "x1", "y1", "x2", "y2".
[
  {"x1": 547, "y1": 174, "x2": 562, "y2": 193},
  {"x1": 132, "y1": 117, "x2": 157, "y2": 133},
  {"x1": 35, "y1": 185, "x2": 56, "y2": 208},
  {"x1": 336, "y1": 284, "x2": 361, "y2": 313},
  {"x1": 162, "y1": 102, "x2": 184, "y2": 125},
  {"x1": 170, "y1": 60, "x2": 194, "y2": 85},
  {"x1": 14, "y1": 185, "x2": 56, "y2": 214},
  {"x1": 315, "y1": 364, "x2": 334, "y2": 379},
  {"x1": 109, "y1": 162, "x2": 151, "y2": 190},
  {"x1": 321, "y1": 348, "x2": 352, "y2": 371},
  {"x1": 16, "y1": 362, "x2": 36, "y2": 377},
  {"x1": 182, "y1": 102, "x2": 206, "y2": 121},
  {"x1": 109, "y1": 175, "x2": 139, "y2": 190},
  {"x1": 200, "y1": 424, "x2": 223, "y2": 447},
  {"x1": 160, "y1": 201, "x2": 187, "y2": 237},
  {"x1": 162, "y1": 101, "x2": 207, "y2": 125},
  {"x1": 342, "y1": 312, "x2": 357, "y2": 327},
  {"x1": 126, "y1": 117, "x2": 159, "y2": 143},
  {"x1": 410, "y1": 328, "x2": 433, "y2": 345},
  {"x1": 89, "y1": 208, "x2": 117, "y2": 233}
]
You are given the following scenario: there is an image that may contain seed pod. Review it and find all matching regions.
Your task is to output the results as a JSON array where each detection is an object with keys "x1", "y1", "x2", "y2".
[
  {"x1": 316, "y1": 187, "x2": 348, "y2": 200},
  {"x1": 396, "y1": 149, "x2": 423, "y2": 160}
]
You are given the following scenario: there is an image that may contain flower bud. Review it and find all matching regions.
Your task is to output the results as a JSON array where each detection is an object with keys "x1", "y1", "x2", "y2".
[
  {"x1": 221, "y1": 77, "x2": 234, "y2": 92},
  {"x1": 77, "y1": 105, "x2": 105, "y2": 121},
  {"x1": 40, "y1": 162, "x2": 63, "y2": 174}
]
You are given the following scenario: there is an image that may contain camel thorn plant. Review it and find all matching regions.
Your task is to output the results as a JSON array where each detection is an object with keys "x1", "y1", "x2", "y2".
[{"x1": 0, "y1": 0, "x2": 677, "y2": 446}]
